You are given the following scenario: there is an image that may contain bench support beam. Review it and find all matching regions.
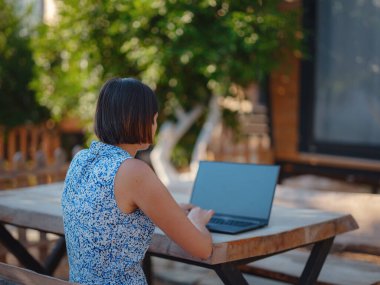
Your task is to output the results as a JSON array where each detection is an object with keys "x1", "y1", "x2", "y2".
[
  {"x1": 299, "y1": 237, "x2": 335, "y2": 285},
  {"x1": 214, "y1": 263, "x2": 249, "y2": 285},
  {"x1": 0, "y1": 224, "x2": 66, "y2": 276},
  {"x1": 0, "y1": 224, "x2": 46, "y2": 274},
  {"x1": 44, "y1": 237, "x2": 66, "y2": 275}
]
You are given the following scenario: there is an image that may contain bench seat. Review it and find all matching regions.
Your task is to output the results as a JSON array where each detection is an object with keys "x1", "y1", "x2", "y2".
[
  {"x1": 0, "y1": 262, "x2": 74, "y2": 285},
  {"x1": 239, "y1": 184, "x2": 380, "y2": 285},
  {"x1": 240, "y1": 249, "x2": 380, "y2": 285}
]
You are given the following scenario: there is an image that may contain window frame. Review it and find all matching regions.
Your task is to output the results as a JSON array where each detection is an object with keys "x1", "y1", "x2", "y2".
[{"x1": 299, "y1": 0, "x2": 380, "y2": 160}]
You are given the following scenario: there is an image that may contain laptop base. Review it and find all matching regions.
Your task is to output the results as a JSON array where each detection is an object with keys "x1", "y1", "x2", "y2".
[{"x1": 207, "y1": 222, "x2": 267, "y2": 235}]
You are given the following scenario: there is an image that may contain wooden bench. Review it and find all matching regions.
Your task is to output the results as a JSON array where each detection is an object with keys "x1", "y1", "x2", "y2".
[
  {"x1": 240, "y1": 185, "x2": 380, "y2": 285},
  {"x1": 0, "y1": 262, "x2": 74, "y2": 285}
]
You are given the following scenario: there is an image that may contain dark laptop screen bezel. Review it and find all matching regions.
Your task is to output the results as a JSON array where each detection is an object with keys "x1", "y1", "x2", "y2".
[{"x1": 190, "y1": 161, "x2": 280, "y2": 222}]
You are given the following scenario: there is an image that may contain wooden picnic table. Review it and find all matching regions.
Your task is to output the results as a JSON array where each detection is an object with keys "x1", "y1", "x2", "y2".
[{"x1": 0, "y1": 183, "x2": 358, "y2": 285}]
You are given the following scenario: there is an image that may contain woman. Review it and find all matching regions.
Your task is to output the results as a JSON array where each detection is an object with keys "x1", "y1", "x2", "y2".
[{"x1": 61, "y1": 78, "x2": 214, "y2": 285}]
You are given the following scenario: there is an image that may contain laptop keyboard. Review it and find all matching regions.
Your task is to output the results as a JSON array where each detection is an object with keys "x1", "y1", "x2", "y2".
[{"x1": 209, "y1": 217, "x2": 258, "y2": 227}]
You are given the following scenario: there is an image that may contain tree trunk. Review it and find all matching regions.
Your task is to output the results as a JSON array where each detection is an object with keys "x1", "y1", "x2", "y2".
[{"x1": 150, "y1": 95, "x2": 221, "y2": 193}]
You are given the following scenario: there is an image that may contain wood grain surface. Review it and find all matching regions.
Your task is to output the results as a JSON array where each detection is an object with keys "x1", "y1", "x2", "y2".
[
  {"x1": 0, "y1": 262, "x2": 74, "y2": 285},
  {"x1": 0, "y1": 183, "x2": 358, "y2": 265}
]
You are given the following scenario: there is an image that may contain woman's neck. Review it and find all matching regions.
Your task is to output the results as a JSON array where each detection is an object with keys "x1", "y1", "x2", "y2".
[{"x1": 116, "y1": 143, "x2": 146, "y2": 157}]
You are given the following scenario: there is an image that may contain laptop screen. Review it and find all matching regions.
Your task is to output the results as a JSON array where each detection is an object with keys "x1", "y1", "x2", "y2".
[{"x1": 190, "y1": 161, "x2": 279, "y2": 220}]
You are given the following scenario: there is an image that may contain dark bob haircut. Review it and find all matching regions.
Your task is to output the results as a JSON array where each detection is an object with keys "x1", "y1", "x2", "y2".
[{"x1": 94, "y1": 78, "x2": 158, "y2": 145}]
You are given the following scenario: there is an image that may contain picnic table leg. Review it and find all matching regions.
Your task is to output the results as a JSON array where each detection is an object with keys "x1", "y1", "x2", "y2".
[
  {"x1": 298, "y1": 237, "x2": 335, "y2": 285},
  {"x1": 0, "y1": 223, "x2": 46, "y2": 274},
  {"x1": 44, "y1": 236, "x2": 66, "y2": 275},
  {"x1": 142, "y1": 253, "x2": 153, "y2": 285},
  {"x1": 213, "y1": 263, "x2": 249, "y2": 285}
]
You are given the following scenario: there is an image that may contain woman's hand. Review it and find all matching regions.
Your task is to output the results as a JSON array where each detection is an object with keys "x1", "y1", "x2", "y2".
[
  {"x1": 179, "y1": 203, "x2": 196, "y2": 214},
  {"x1": 187, "y1": 207, "x2": 214, "y2": 231}
]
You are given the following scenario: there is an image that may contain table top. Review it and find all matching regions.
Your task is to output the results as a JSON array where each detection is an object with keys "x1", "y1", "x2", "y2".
[{"x1": 0, "y1": 183, "x2": 358, "y2": 264}]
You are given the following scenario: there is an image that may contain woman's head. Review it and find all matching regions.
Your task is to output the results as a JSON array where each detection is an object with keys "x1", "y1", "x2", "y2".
[{"x1": 94, "y1": 78, "x2": 158, "y2": 145}]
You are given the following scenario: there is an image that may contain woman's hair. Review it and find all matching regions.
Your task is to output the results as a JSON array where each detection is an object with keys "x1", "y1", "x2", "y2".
[{"x1": 94, "y1": 78, "x2": 158, "y2": 145}]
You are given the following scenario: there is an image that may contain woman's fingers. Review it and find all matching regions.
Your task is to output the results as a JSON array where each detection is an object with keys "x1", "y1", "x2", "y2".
[
  {"x1": 205, "y1": 209, "x2": 214, "y2": 221},
  {"x1": 188, "y1": 207, "x2": 214, "y2": 226},
  {"x1": 179, "y1": 203, "x2": 196, "y2": 214}
]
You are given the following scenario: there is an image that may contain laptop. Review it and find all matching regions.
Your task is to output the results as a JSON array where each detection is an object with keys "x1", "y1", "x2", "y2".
[{"x1": 190, "y1": 161, "x2": 280, "y2": 234}]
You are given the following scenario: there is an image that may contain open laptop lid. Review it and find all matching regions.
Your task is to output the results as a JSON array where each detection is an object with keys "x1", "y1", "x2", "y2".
[{"x1": 190, "y1": 161, "x2": 280, "y2": 222}]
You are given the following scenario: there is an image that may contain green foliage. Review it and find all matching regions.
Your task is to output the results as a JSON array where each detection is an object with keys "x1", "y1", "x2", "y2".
[
  {"x1": 33, "y1": 0, "x2": 300, "y2": 118},
  {"x1": 0, "y1": 0, "x2": 50, "y2": 128},
  {"x1": 32, "y1": 0, "x2": 301, "y2": 165}
]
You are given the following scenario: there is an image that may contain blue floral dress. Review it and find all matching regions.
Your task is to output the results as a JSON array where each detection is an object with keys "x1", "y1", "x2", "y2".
[{"x1": 62, "y1": 141, "x2": 155, "y2": 285}]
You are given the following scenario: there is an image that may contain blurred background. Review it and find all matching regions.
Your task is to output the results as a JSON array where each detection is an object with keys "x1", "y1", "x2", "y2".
[
  {"x1": 1, "y1": 0, "x2": 379, "y2": 193},
  {"x1": 0, "y1": 0, "x2": 379, "y2": 284}
]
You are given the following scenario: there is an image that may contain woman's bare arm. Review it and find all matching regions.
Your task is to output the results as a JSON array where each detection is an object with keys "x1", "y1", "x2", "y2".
[{"x1": 114, "y1": 159, "x2": 214, "y2": 259}]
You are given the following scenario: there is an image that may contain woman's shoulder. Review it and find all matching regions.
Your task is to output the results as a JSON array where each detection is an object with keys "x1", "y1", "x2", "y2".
[
  {"x1": 114, "y1": 158, "x2": 157, "y2": 207},
  {"x1": 119, "y1": 158, "x2": 153, "y2": 177},
  {"x1": 115, "y1": 158, "x2": 157, "y2": 191}
]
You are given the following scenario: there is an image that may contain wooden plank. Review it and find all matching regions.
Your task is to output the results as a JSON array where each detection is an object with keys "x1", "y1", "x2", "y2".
[
  {"x1": 7, "y1": 130, "x2": 16, "y2": 168},
  {"x1": 29, "y1": 127, "x2": 39, "y2": 163},
  {"x1": 285, "y1": 153, "x2": 380, "y2": 172},
  {"x1": 272, "y1": 116, "x2": 298, "y2": 128},
  {"x1": 196, "y1": 204, "x2": 342, "y2": 262},
  {"x1": 58, "y1": 118, "x2": 83, "y2": 133},
  {"x1": 278, "y1": 0, "x2": 301, "y2": 10},
  {"x1": 42, "y1": 131, "x2": 51, "y2": 164},
  {"x1": 241, "y1": 250, "x2": 380, "y2": 285},
  {"x1": 273, "y1": 147, "x2": 297, "y2": 155},
  {"x1": 19, "y1": 127, "x2": 28, "y2": 160},
  {"x1": 269, "y1": 51, "x2": 300, "y2": 165},
  {"x1": 275, "y1": 185, "x2": 380, "y2": 252},
  {"x1": 272, "y1": 115, "x2": 298, "y2": 129},
  {"x1": 0, "y1": 127, "x2": 4, "y2": 160},
  {"x1": 242, "y1": 124, "x2": 269, "y2": 134},
  {"x1": 270, "y1": 83, "x2": 299, "y2": 98},
  {"x1": 272, "y1": 98, "x2": 298, "y2": 111},
  {"x1": 0, "y1": 183, "x2": 358, "y2": 265},
  {"x1": 273, "y1": 133, "x2": 298, "y2": 142},
  {"x1": 52, "y1": 130, "x2": 61, "y2": 155},
  {"x1": 241, "y1": 114, "x2": 268, "y2": 124},
  {"x1": 0, "y1": 262, "x2": 74, "y2": 285},
  {"x1": 0, "y1": 184, "x2": 64, "y2": 235}
]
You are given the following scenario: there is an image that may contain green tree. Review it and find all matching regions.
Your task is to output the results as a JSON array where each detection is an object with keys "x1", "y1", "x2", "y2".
[
  {"x1": 33, "y1": 0, "x2": 300, "y2": 119},
  {"x1": 32, "y1": 0, "x2": 301, "y2": 170},
  {"x1": 0, "y1": 0, "x2": 49, "y2": 128}
]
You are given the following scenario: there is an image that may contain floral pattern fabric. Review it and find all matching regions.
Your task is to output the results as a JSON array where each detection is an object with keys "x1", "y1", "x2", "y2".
[{"x1": 62, "y1": 141, "x2": 155, "y2": 285}]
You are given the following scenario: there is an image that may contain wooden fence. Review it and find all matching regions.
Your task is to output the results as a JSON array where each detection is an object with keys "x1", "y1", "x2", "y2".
[
  {"x1": 0, "y1": 123, "x2": 69, "y2": 189},
  {"x1": 0, "y1": 123, "x2": 73, "y2": 266},
  {"x1": 209, "y1": 110, "x2": 274, "y2": 165}
]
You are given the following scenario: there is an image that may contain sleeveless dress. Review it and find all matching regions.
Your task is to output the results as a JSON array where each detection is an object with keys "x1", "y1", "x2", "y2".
[{"x1": 62, "y1": 141, "x2": 155, "y2": 285}]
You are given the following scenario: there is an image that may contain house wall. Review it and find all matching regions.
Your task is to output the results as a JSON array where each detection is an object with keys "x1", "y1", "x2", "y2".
[
  {"x1": 270, "y1": 52, "x2": 300, "y2": 162},
  {"x1": 270, "y1": 0, "x2": 380, "y2": 174}
]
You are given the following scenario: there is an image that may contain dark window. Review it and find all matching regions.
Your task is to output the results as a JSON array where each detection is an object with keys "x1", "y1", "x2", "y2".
[{"x1": 300, "y1": 0, "x2": 380, "y2": 160}]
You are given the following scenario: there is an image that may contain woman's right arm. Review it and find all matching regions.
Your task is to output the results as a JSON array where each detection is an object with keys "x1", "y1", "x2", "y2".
[{"x1": 114, "y1": 159, "x2": 214, "y2": 259}]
